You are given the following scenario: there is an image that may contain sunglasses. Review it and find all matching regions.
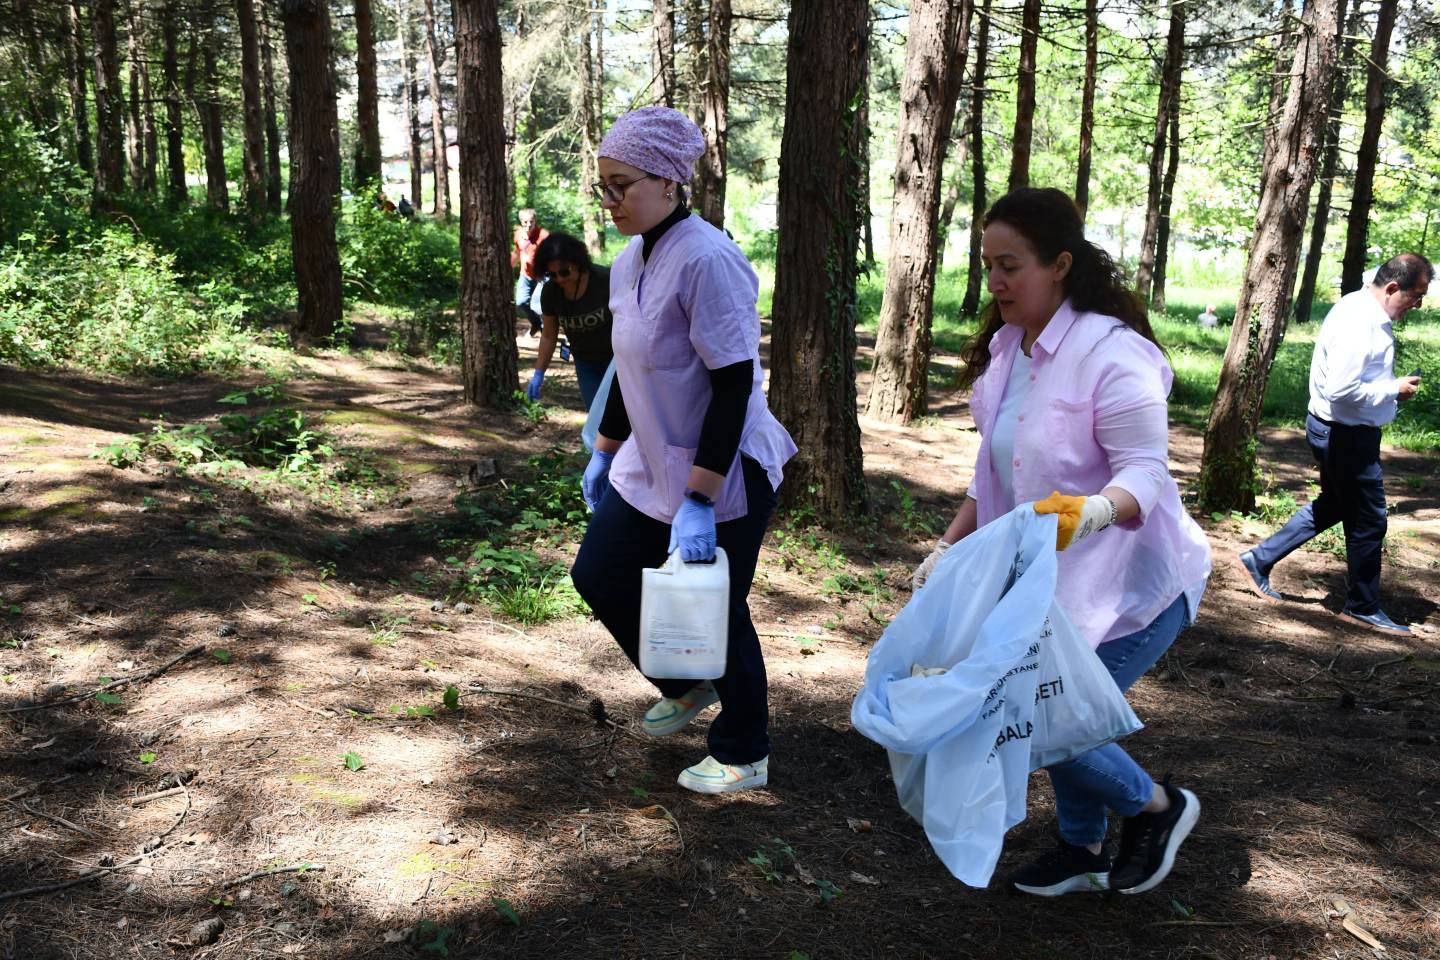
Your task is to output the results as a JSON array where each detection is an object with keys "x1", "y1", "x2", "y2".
[{"x1": 546, "y1": 266, "x2": 575, "y2": 280}]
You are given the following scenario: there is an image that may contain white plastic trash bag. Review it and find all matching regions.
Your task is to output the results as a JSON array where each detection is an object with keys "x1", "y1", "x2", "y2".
[
  {"x1": 580, "y1": 359, "x2": 616, "y2": 453},
  {"x1": 850, "y1": 505, "x2": 1141, "y2": 887}
]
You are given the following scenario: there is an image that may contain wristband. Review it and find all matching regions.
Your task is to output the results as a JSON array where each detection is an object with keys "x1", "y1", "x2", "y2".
[{"x1": 684, "y1": 488, "x2": 716, "y2": 508}]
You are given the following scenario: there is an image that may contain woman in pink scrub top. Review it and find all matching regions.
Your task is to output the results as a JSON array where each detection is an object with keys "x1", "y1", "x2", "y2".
[
  {"x1": 570, "y1": 107, "x2": 796, "y2": 795},
  {"x1": 912, "y1": 188, "x2": 1211, "y2": 898}
]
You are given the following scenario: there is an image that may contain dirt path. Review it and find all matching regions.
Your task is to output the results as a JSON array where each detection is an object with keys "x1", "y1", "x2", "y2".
[{"x1": 1, "y1": 326, "x2": 1437, "y2": 959}]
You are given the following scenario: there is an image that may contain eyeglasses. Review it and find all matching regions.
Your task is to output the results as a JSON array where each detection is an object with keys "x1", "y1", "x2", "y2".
[
  {"x1": 591, "y1": 174, "x2": 656, "y2": 203},
  {"x1": 546, "y1": 266, "x2": 574, "y2": 281}
]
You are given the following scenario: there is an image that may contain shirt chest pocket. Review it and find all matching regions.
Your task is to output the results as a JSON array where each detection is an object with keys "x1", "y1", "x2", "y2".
[
  {"x1": 638, "y1": 292, "x2": 696, "y2": 370},
  {"x1": 1039, "y1": 396, "x2": 1097, "y2": 470}
]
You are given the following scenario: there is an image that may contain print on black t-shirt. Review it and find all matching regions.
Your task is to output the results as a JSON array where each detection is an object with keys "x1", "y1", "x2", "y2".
[{"x1": 540, "y1": 265, "x2": 615, "y2": 366}]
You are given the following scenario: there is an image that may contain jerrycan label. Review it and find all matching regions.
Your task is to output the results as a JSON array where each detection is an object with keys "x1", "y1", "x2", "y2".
[{"x1": 645, "y1": 603, "x2": 724, "y2": 657}]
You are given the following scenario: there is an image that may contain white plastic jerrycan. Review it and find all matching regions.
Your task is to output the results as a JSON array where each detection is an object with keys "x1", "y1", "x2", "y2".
[{"x1": 639, "y1": 548, "x2": 730, "y2": 680}]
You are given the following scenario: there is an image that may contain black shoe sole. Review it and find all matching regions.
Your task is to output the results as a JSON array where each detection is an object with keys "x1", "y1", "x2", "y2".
[{"x1": 1116, "y1": 789, "x2": 1200, "y2": 895}]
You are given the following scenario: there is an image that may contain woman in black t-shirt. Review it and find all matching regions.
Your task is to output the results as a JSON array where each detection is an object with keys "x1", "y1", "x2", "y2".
[{"x1": 524, "y1": 232, "x2": 615, "y2": 412}]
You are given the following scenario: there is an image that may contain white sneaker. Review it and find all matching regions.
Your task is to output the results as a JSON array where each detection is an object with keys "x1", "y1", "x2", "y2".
[
  {"x1": 677, "y1": 755, "x2": 769, "y2": 794},
  {"x1": 641, "y1": 681, "x2": 719, "y2": 737}
]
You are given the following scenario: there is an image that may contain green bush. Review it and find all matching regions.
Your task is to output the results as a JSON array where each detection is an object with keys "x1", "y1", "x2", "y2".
[
  {"x1": 340, "y1": 190, "x2": 460, "y2": 304},
  {"x1": 0, "y1": 228, "x2": 259, "y2": 374}
]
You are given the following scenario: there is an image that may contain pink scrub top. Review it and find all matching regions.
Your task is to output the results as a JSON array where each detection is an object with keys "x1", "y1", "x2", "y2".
[
  {"x1": 967, "y1": 300, "x2": 1211, "y2": 649},
  {"x1": 606, "y1": 215, "x2": 797, "y2": 524}
]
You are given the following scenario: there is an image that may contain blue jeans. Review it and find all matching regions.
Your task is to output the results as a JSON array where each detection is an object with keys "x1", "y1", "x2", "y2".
[
  {"x1": 1048, "y1": 595, "x2": 1188, "y2": 847},
  {"x1": 515, "y1": 274, "x2": 545, "y2": 328},
  {"x1": 1248, "y1": 414, "x2": 1386, "y2": 615},
  {"x1": 574, "y1": 358, "x2": 608, "y2": 412},
  {"x1": 571, "y1": 456, "x2": 778, "y2": 764}
]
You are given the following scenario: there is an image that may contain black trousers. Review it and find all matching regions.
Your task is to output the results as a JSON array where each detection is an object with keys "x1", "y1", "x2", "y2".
[
  {"x1": 571, "y1": 456, "x2": 778, "y2": 764},
  {"x1": 1250, "y1": 414, "x2": 1387, "y2": 614}
]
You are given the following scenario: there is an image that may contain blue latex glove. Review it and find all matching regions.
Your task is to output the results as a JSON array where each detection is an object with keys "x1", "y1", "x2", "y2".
[
  {"x1": 668, "y1": 497, "x2": 717, "y2": 562},
  {"x1": 526, "y1": 369, "x2": 545, "y2": 401},
  {"x1": 582, "y1": 449, "x2": 614, "y2": 511}
]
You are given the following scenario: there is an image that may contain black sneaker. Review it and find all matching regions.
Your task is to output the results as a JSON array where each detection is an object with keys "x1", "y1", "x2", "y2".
[
  {"x1": 1009, "y1": 839, "x2": 1111, "y2": 896},
  {"x1": 1109, "y1": 778, "x2": 1200, "y2": 894}
]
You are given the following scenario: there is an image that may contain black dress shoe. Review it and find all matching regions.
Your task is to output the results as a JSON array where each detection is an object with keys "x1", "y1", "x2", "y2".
[
  {"x1": 1339, "y1": 608, "x2": 1410, "y2": 635},
  {"x1": 1236, "y1": 551, "x2": 1281, "y2": 602}
]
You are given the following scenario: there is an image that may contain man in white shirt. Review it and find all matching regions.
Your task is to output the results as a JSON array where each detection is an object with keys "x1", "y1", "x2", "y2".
[{"x1": 1238, "y1": 253, "x2": 1429, "y2": 635}]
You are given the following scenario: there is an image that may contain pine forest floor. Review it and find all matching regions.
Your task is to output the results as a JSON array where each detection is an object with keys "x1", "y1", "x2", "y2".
[{"x1": 1, "y1": 316, "x2": 1438, "y2": 960}]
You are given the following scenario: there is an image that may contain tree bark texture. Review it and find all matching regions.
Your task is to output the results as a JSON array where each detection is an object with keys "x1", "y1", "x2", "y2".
[
  {"x1": 698, "y1": 0, "x2": 731, "y2": 230},
  {"x1": 1073, "y1": 0, "x2": 1097, "y2": 221},
  {"x1": 125, "y1": 2, "x2": 146, "y2": 191},
  {"x1": 1199, "y1": 0, "x2": 1341, "y2": 512},
  {"x1": 1339, "y1": 0, "x2": 1397, "y2": 294},
  {"x1": 769, "y1": 0, "x2": 870, "y2": 519},
  {"x1": 160, "y1": 0, "x2": 186, "y2": 204},
  {"x1": 280, "y1": 0, "x2": 342, "y2": 340},
  {"x1": 683, "y1": 0, "x2": 705, "y2": 125},
  {"x1": 352, "y1": 0, "x2": 383, "y2": 187},
  {"x1": 423, "y1": 0, "x2": 451, "y2": 220},
  {"x1": 961, "y1": 0, "x2": 992, "y2": 317},
  {"x1": 197, "y1": 8, "x2": 229, "y2": 210},
  {"x1": 454, "y1": 0, "x2": 518, "y2": 407},
  {"x1": 1258, "y1": 10, "x2": 1293, "y2": 182},
  {"x1": 580, "y1": 3, "x2": 605, "y2": 256},
  {"x1": 259, "y1": 0, "x2": 284, "y2": 212},
  {"x1": 92, "y1": 0, "x2": 126, "y2": 197},
  {"x1": 652, "y1": 0, "x2": 677, "y2": 107},
  {"x1": 1294, "y1": 0, "x2": 1354, "y2": 323},
  {"x1": 236, "y1": 0, "x2": 269, "y2": 214},
  {"x1": 867, "y1": 0, "x2": 974, "y2": 424},
  {"x1": 398, "y1": 0, "x2": 424, "y2": 209},
  {"x1": 66, "y1": 0, "x2": 95, "y2": 175},
  {"x1": 1150, "y1": 104, "x2": 1181, "y2": 313},
  {"x1": 16, "y1": 0, "x2": 62, "y2": 136},
  {"x1": 1135, "y1": 0, "x2": 1184, "y2": 305},
  {"x1": 1007, "y1": 0, "x2": 1039, "y2": 192}
]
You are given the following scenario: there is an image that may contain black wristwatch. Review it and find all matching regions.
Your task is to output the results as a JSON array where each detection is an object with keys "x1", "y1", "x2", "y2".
[{"x1": 684, "y1": 488, "x2": 716, "y2": 508}]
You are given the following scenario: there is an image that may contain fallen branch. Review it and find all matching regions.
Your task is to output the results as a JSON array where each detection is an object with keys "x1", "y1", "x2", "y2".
[
  {"x1": 465, "y1": 685, "x2": 646, "y2": 742},
  {"x1": 0, "y1": 646, "x2": 205, "y2": 715},
  {"x1": 127, "y1": 786, "x2": 186, "y2": 808},
  {"x1": 221, "y1": 863, "x2": 327, "y2": 889},
  {"x1": 286, "y1": 699, "x2": 338, "y2": 720},
  {"x1": 12, "y1": 801, "x2": 96, "y2": 838}
]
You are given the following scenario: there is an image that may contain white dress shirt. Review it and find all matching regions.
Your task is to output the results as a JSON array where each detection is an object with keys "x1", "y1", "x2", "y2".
[{"x1": 1309, "y1": 288, "x2": 1401, "y2": 427}]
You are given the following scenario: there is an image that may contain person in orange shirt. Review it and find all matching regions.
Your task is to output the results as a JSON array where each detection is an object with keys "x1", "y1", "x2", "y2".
[{"x1": 512, "y1": 209, "x2": 551, "y2": 337}]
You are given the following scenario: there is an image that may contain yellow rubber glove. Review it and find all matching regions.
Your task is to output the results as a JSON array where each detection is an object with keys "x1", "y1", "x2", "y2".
[{"x1": 1033, "y1": 490, "x2": 1115, "y2": 550}]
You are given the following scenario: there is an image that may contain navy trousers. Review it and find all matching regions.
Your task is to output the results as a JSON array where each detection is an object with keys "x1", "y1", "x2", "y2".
[
  {"x1": 1249, "y1": 413, "x2": 1387, "y2": 615},
  {"x1": 571, "y1": 456, "x2": 778, "y2": 764}
]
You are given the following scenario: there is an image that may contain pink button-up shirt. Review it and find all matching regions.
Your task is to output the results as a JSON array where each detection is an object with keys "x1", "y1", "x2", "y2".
[
  {"x1": 967, "y1": 300, "x2": 1211, "y2": 648},
  {"x1": 607, "y1": 215, "x2": 796, "y2": 524}
]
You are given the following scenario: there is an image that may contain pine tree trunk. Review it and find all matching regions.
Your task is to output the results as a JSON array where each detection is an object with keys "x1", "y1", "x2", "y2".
[
  {"x1": 93, "y1": 0, "x2": 127, "y2": 197},
  {"x1": 867, "y1": 0, "x2": 974, "y2": 424},
  {"x1": 1258, "y1": 10, "x2": 1293, "y2": 179},
  {"x1": 1073, "y1": 0, "x2": 1097, "y2": 221},
  {"x1": 259, "y1": 0, "x2": 284, "y2": 212},
  {"x1": 769, "y1": 0, "x2": 870, "y2": 519},
  {"x1": 197, "y1": 10, "x2": 229, "y2": 211},
  {"x1": 935, "y1": 116, "x2": 972, "y2": 271},
  {"x1": 859, "y1": 70, "x2": 874, "y2": 268},
  {"x1": 398, "y1": 0, "x2": 424, "y2": 210},
  {"x1": 1294, "y1": 0, "x2": 1354, "y2": 323},
  {"x1": 1151, "y1": 104, "x2": 1181, "y2": 313},
  {"x1": 1135, "y1": 0, "x2": 1184, "y2": 305},
  {"x1": 236, "y1": 0, "x2": 269, "y2": 215},
  {"x1": 454, "y1": 0, "x2": 517, "y2": 407},
  {"x1": 1199, "y1": 0, "x2": 1341, "y2": 513},
  {"x1": 66, "y1": 0, "x2": 95, "y2": 175},
  {"x1": 579, "y1": 3, "x2": 604, "y2": 255},
  {"x1": 1007, "y1": 0, "x2": 1039, "y2": 191},
  {"x1": 652, "y1": 0, "x2": 676, "y2": 107},
  {"x1": 280, "y1": 0, "x2": 342, "y2": 339},
  {"x1": 160, "y1": 0, "x2": 186, "y2": 205},
  {"x1": 683, "y1": 0, "x2": 705, "y2": 125},
  {"x1": 1339, "y1": 0, "x2": 1397, "y2": 294},
  {"x1": 697, "y1": 0, "x2": 731, "y2": 230},
  {"x1": 961, "y1": 0, "x2": 992, "y2": 317},
  {"x1": 17, "y1": 1, "x2": 61, "y2": 137},
  {"x1": 423, "y1": 0, "x2": 450, "y2": 220},
  {"x1": 125, "y1": 3, "x2": 146, "y2": 191},
  {"x1": 352, "y1": 0, "x2": 383, "y2": 187}
]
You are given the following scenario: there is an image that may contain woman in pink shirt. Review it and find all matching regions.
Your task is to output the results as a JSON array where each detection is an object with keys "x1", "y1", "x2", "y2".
[{"x1": 912, "y1": 188, "x2": 1211, "y2": 897}]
